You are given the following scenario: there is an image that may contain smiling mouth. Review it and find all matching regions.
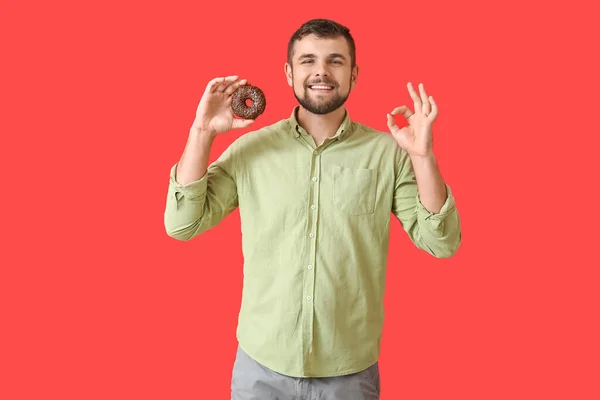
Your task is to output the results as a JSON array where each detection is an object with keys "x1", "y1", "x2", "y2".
[{"x1": 308, "y1": 84, "x2": 335, "y2": 91}]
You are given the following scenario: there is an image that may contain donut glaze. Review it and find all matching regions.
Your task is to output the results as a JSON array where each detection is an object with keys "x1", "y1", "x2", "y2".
[{"x1": 231, "y1": 85, "x2": 266, "y2": 120}]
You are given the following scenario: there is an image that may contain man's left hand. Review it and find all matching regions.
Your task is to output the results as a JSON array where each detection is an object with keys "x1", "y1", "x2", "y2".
[{"x1": 387, "y1": 82, "x2": 438, "y2": 158}]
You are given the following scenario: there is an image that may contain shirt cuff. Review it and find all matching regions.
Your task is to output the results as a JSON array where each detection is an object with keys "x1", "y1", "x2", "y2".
[
  {"x1": 169, "y1": 163, "x2": 208, "y2": 200},
  {"x1": 416, "y1": 183, "x2": 456, "y2": 221}
]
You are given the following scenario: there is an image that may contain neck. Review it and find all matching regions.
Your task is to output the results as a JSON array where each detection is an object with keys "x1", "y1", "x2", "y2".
[{"x1": 297, "y1": 106, "x2": 346, "y2": 141}]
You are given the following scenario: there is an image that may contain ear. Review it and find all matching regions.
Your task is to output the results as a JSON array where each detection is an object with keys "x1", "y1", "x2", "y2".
[
  {"x1": 284, "y1": 62, "x2": 293, "y2": 87},
  {"x1": 351, "y1": 65, "x2": 359, "y2": 89}
]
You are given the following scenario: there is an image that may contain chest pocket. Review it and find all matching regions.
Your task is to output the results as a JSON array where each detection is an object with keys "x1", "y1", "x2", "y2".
[{"x1": 330, "y1": 164, "x2": 377, "y2": 215}]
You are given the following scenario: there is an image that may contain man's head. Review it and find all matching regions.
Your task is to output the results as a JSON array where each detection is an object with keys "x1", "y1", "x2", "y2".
[{"x1": 285, "y1": 19, "x2": 359, "y2": 115}]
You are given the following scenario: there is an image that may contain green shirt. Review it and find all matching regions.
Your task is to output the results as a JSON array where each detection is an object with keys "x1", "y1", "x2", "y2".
[{"x1": 163, "y1": 106, "x2": 462, "y2": 378}]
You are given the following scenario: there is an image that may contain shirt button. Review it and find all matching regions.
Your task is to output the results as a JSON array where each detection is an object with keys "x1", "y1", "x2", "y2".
[
  {"x1": 309, "y1": 232, "x2": 315, "y2": 238},
  {"x1": 311, "y1": 205, "x2": 316, "y2": 210},
  {"x1": 312, "y1": 176, "x2": 318, "y2": 182},
  {"x1": 313, "y1": 150, "x2": 319, "y2": 155},
  {"x1": 307, "y1": 265, "x2": 313, "y2": 270},
  {"x1": 307, "y1": 296, "x2": 312, "y2": 301}
]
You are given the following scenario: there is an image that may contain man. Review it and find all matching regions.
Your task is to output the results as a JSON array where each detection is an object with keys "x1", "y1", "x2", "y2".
[{"x1": 164, "y1": 18, "x2": 461, "y2": 400}]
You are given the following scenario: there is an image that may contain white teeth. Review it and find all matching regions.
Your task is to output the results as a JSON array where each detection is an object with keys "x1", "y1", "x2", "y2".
[{"x1": 310, "y1": 85, "x2": 333, "y2": 90}]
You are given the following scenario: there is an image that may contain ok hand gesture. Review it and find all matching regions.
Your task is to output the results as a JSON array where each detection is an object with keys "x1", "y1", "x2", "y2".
[{"x1": 387, "y1": 82, "x2": 439, "y2": 158}]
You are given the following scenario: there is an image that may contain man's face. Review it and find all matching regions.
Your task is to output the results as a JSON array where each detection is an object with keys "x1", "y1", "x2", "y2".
[{"x1": 285, "y1": 34, "x2": 358, "y2": 115}]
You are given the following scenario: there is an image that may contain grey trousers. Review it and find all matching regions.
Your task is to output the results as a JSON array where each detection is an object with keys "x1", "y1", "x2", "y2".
[{"x1": 231, "y1": 345, "x2": 380, "y2": 400}]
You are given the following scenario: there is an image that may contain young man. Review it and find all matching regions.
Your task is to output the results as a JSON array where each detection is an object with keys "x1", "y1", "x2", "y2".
[{"x1": 164, "y1": 18, "x2": 461, "y2": 400}]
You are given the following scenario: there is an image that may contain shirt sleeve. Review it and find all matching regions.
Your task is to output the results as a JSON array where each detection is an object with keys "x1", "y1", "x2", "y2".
[
  {"x1": 163, "y1": 143, "x2": 239, "y2": 241},
  {"x1": 391, "y1": 147, "x2": 462, "y2": 258}
]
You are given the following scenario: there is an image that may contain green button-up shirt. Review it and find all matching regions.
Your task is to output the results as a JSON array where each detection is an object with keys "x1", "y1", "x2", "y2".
[{"x1": 164, "y1": 106, "x2": 462, "y2": 378}]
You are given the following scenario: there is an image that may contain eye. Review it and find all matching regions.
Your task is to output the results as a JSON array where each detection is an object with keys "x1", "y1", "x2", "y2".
[
  {"x1": 301, "y1": 60, "x2": 313, "y2": 64},
  {"x1": 331, "y1": 60, "x2": 342, "y2": 64}
]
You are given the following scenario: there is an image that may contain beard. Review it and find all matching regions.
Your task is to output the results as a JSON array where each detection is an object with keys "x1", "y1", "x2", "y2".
[{"x1": 293, "y1": 76, "x2": 351, "y2": 115}]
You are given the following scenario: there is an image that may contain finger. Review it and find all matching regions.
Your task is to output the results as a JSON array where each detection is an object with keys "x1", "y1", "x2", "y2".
[
  {"x1": 407, "y1": 82, "x2": 422, "y2": 114},
  {"x1": 386, "y1": 113, "x2": 401, "y2": 135},
  {"x1": 225, "y1": 78, "x2": 248, "y2": 96},
  {"x1": 419, "y1": 83, "x2": 430, "y2": 115},
  {"x1": 215, "y1": 75, "x2": 239, "y2": 93},
  {"x1": 206, "y1": 77, "x2": 225, "y2": 94},
  {"x1": 390, "y1": 105, "x2": 413, "y2": 121},
  {"x1": 428, "y1": 95, "x2": 438, "y2": 121},
  {"x1": 232, "y1": 118, "x2": 254, "y2": 129}
]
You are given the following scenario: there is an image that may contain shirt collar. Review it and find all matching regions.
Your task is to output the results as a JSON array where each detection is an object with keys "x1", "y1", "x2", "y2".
[{"x1": 288, "y1": 106, "x2": 352, "y2": 141}]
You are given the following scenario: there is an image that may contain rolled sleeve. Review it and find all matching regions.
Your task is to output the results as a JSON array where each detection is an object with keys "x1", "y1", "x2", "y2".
[
  {"x1": 416, "y1": 184, "x2": 456, "y2": 232},
  {"x1": 169, "y1": 163, "x2": 208, "y2": 205},
  {"x1": 392, "y1": 148, "x2": 462, "y2": 258},
  {"x1": 413, "y1": 184, "x2": 462, "y2": 257},
  {"x1": 163, "y1": 147, "x2": 239, "y2": 241}
]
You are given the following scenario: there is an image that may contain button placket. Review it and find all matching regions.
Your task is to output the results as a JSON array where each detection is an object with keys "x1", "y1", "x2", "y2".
[
  {"x1": 301, "y1": 141, "x2": 324, "y2": 371},
  {"x1": 297, "y1": 133, "x2": 338, "y2": 374}
]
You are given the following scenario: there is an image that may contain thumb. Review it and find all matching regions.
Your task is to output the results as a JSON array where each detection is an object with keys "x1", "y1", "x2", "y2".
[{"x1": 232, "y1": 118, "x2": 255, "y2": 130}]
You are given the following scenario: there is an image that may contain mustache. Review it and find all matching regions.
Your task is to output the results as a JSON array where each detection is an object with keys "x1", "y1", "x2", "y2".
[{"x1": 305, "y1": 79, "x2": 338, "y2": 87}]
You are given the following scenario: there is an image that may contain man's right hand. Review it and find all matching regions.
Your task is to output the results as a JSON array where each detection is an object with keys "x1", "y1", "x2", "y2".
[{"x1": 191, "y1": 75, "x2": 255, "y2": 136}]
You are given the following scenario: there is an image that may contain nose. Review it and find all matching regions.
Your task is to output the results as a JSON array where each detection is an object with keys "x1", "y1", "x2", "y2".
[{"x1": 314, "y1": 60, "x2": 330, "y2": 78}]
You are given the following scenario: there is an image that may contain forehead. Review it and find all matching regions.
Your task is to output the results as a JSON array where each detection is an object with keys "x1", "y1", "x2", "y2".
[{"x1": 292, "y1": 34, "x2": 350, "y2": 59}]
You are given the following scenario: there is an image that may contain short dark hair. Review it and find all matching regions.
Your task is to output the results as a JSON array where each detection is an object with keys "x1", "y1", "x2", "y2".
[{"x1": 287, "y1": 19, "x2": 356, "y2": 69}]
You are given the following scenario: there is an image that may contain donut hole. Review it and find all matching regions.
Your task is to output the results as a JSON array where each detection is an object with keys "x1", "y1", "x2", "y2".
[{"x1": 245, "y1": 99, "x2": 253, "y2": 107}]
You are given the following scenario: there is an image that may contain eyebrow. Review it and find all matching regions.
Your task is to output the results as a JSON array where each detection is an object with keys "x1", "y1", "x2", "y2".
[{"x1": 297, "y1": 53, "x2": 347, "y2": 61}]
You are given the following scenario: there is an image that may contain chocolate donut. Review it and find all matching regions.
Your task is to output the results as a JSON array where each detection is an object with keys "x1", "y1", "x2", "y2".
[{"x1": 231, "y1": 85, "x2": 266, "y2": 120}]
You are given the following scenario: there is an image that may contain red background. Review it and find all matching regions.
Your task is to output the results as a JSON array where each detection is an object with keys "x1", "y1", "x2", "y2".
[{"x1": 2, "y1": 0, "x2": 599, "y2": 399}]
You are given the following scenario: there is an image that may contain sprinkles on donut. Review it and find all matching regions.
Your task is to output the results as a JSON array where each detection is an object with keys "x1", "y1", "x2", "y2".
[{"x1": 231, "y1": 85, "x2": 266, "y2": 120}]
